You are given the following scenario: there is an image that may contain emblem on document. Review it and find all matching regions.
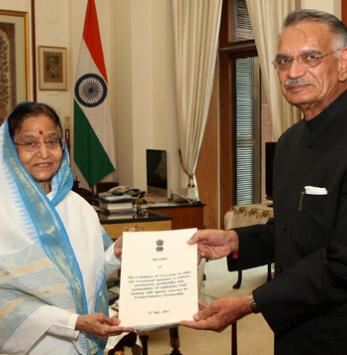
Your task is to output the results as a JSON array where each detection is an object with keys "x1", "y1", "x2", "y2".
[{"x1": 155, "y1": 239, "x2": 164, "y2": 252}]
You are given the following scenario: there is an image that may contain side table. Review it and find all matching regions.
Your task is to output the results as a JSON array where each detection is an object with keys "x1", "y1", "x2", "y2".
[{"x1": 102, "y1": 211, "x2": 172, "y2": 239}]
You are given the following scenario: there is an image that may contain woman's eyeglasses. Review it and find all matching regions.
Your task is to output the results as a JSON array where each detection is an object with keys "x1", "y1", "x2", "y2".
[{"x1": 14, "y1": 138, "x2": 64, "y2": 152}]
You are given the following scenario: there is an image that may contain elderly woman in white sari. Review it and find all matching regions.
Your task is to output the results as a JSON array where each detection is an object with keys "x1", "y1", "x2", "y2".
[{"x1": 0, "y1": 102, "x2": 132, "y2": 354}]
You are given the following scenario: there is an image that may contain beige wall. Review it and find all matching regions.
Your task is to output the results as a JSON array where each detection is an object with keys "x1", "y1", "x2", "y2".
[
  {"x1": 111, "y1": 0, "x2": 179, "y2": 192},
  {"x1": 301, "y1": 0, "x2": 341, "y2": 17},
  {"x1": 35, "y1": 0, "x2": 71, "y2": 134},
  {"x1": 1, "y1": 0, "x2": 180, "y2": 192}
]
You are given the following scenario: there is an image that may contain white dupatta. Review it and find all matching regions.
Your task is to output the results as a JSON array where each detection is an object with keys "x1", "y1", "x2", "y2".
[{"x1": 0, "y1": 122, "x2": 109, "y2": 354}]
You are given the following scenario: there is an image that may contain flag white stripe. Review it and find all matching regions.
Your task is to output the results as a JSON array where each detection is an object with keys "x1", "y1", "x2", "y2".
[{"x1": 75, "y1": 41, "x2": 116, "y2": 166}]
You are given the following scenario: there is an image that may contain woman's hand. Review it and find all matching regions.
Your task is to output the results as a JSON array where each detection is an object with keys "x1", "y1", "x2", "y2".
[
  {"x1": 114, "y1": 237, "x2": 122, "y2": 258},
  {"x1": 75, "y1": 313, "x2": 134, "y2": 338},
  {"x1": 114, "y1": 227, "x2": 137, "y2": 258}
]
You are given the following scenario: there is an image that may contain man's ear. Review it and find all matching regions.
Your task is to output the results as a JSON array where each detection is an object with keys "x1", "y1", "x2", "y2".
[{"x1": 338, "y1": 47, "x2": 347, "y2": 81}]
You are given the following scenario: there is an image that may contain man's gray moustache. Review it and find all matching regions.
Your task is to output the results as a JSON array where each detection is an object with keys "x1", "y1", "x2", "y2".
[{"x1": 284, "y1": 78, "x2": 312, "y2": 87}]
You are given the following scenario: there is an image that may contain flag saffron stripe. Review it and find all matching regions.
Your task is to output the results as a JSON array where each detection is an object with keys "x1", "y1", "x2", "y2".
[{"x1": 82, "y1": 0, "x2": 108, "y2": 82}]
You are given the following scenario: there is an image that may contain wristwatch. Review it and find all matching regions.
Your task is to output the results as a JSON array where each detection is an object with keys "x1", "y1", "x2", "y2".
[{"x1": 249, "y1": 295, "x2": 260, "y2": 313}]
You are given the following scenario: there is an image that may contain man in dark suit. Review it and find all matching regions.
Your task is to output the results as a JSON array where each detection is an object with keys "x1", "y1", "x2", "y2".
[{"x1": 180, "y1": 9, "x2": 347, "y2": 355}]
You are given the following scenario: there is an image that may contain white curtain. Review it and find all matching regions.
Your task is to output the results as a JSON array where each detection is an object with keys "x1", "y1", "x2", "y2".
[
  {"x1": 246, "y1": 0, "x2": 301, "y2": 140},
  {"x1": 171, "y1": 0, "x2": 222, "y2": 199}
]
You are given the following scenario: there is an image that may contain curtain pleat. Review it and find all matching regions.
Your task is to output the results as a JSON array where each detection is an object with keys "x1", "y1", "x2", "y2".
[
  {"x1": 246, "y1": 0, "x2": 301, "y2": 140},
  {"x1": 172, "y1": 0, "x2": 222, "y2": 198}
]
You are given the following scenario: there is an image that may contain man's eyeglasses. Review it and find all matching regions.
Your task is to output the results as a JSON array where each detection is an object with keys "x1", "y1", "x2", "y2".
[
  {"x1": 272, "y1": 48, "x2": 343, "y2": 71},
  {"x1": 14, "y1": 138, "x2": 64, "y2": 152}
]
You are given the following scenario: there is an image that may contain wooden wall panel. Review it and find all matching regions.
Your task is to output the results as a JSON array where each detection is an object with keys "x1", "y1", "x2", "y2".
[
  {"x1": 343, "y1": 0, "x2": 347, "y2": 25},
  {"x1": 196, "y1": 70, "x2": 219, "y2": 228}
]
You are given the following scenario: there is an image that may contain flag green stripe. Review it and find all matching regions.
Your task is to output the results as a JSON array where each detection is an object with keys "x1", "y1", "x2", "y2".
[{"x1": 74, "y1": 101, "x2": 114, "y2": 187}]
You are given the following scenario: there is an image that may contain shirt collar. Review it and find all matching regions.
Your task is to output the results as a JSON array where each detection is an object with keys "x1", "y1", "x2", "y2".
[{"x1": 304, "y1": 89, "x2": 347, "y2": 134}]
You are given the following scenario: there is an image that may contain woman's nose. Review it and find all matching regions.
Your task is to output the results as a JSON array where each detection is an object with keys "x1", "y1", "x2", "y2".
[{"x1": 36, "y1": 142, "x2": 50, "y2": 157}]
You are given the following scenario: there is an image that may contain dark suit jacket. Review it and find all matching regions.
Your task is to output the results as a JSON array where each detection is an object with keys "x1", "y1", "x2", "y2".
[{"x1": 230, "y1": 90, "x2": 347, "y2": 355}]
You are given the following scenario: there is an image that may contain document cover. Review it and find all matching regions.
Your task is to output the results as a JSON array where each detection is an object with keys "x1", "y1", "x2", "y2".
[{"x1": 118, "y1": 228, "x2": 198, "y2": 328}]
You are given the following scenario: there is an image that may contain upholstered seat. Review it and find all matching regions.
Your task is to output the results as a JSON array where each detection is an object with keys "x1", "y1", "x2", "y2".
[{"x1": 224, "y1": 203, "x2": 274, "y2": 288}]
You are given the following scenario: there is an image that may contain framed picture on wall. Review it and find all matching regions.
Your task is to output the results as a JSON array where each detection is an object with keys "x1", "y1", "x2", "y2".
[
  {"x1": 0, "y1": 10, "x2": 29, "y2": 125},
  {"x1": 38, "y1": 46, "x2": 67, "y2": 90}
]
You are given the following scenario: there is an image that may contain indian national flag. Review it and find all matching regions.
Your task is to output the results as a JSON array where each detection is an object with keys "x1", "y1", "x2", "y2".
[{"x1": 74, "y1": 0, "x2": 116, "y2": 187}]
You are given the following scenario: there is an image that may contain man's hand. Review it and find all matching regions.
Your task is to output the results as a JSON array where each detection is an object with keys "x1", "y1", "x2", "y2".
[
  {"x1": 188, "y1": 229, "x2": 239, "y2": 262},
  {"x1": 180, "y1": 296, "x2": 253, "y2": 332},
  {"x1": 75, "y1": 313, "x2": 134, "y2": 338}
]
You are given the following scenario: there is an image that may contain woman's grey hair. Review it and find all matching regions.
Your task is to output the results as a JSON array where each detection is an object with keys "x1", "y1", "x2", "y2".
[{"x1": 283, "y1": 9, "x2": 347, "y2": 49}]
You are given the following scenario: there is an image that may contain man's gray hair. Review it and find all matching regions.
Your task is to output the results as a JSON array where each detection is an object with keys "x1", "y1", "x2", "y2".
[{"x1": 284, "y1": 9, "x2": 347, "y2": 49}]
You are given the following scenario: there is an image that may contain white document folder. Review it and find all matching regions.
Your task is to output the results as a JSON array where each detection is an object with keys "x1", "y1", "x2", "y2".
[{"x1": 118, "y1": 228, "x2": 198, "y2": 329}]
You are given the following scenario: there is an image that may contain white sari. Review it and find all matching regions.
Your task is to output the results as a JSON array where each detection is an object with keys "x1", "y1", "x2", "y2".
[{"x1": 0, "y1": 122, "x2": 119, "y2": 354}]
